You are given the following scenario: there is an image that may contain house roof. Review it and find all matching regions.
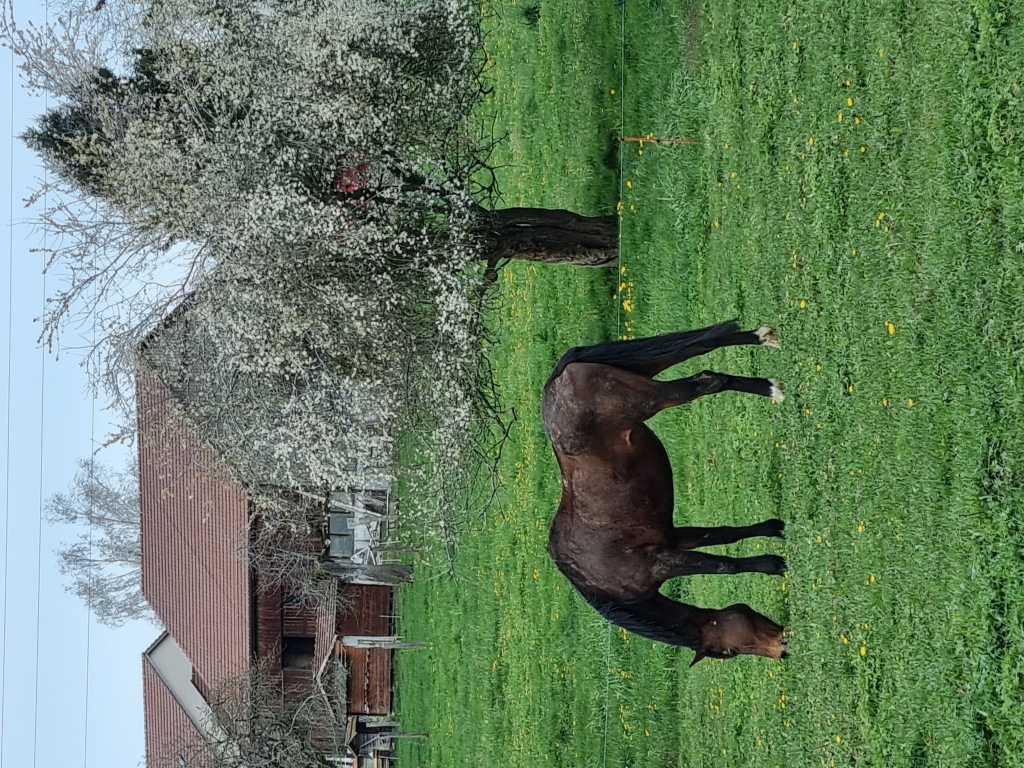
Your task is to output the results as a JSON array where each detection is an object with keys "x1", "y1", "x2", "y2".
[
  {"x1": 137, "y1": 367, "x2": 251, "y2": 696},
  {"x1": 143, "y1": 655, "x2": 207, "y2": 768},
  {"x1": 142, "y1": 633, "x2": 216, "y2": 768}
]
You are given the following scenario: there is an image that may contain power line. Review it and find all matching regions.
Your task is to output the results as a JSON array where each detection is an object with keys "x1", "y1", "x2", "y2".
[
  {"x1": 32, "y1": 0, "x2": 48, "y2": 759},
  {"x1": 1, "y1": 33, "x2": 16, "y2": 768}
]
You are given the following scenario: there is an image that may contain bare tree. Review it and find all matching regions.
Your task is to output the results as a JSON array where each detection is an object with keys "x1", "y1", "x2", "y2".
[
  {"x1": 46, "y1": 456, "x2": 155, "y2": 627},
  {"x1": 173, "y1": 663, "x2": 348, "y2": 768}
]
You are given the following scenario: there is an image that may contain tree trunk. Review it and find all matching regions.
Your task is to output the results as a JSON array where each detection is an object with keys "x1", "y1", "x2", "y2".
[
  {"x1": 480, "y1": 208, "x2": 618, "y2": 267},
  {"x1": 318, "y1": 560, "x2": 413, "y2": 585}
]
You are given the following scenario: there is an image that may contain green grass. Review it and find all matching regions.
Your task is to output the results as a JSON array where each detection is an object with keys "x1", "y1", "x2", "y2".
[{"x1": 396, "y1": 0, "x2": 1024, "y2": 766}]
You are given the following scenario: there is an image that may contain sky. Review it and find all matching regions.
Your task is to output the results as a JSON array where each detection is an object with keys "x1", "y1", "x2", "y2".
[{"x1": 1, "y1": 1, "x2": 156, "y2": 767}]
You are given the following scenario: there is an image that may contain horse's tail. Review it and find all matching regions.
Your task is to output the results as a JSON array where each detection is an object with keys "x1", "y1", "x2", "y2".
[
  {"x1": 548, "y1": 320, "x2": 741, "y2": 382},
  {"x1": 581, "y1": 592, "x2": 703, "y2": 650}
]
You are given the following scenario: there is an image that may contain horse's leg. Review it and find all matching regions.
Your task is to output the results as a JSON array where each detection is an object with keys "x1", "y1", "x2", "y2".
[
  {"x1": 550, "y1": 320, "x2": 779, "y2": 379},
  {"x1": 658, "y1": 369, "x2": 785, "y2": 406},
  {"x1": 674, "y1": 519, "x2": 784, "y2": 550},
  {"x1": 572, "y1": 368, "x2": 783, "y2": 430},
  {"x1": 649, "y1": 550, "x2": 786, "y2": 581}
]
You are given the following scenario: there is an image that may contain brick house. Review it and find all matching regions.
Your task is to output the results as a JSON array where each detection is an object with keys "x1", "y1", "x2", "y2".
[{"x1": 137, "y1": 367, "x2": 395, "y2": 768}]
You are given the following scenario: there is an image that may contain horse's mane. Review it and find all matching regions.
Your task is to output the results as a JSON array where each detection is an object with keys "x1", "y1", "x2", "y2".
[
  {"x1": 547, "y1": 522, "x2": 702, "y2": 651},
  {"x1": 577, "y1": 590, "x2": 702, "y2": 650}
]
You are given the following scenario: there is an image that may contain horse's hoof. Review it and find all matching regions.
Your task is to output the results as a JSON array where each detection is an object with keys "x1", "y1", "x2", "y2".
[
  {"x1": 769, "y1": 379, "x2": 785, "y2": 403},
  {"x1": 765, "y1": 518, "x2": 785, "y2": 538},
  {"x1": 764, "y1": 554, "x2": 786, "y2": 575},
  {"x1": 756, "y1": 326, "x2": 780, "y2": 349}
]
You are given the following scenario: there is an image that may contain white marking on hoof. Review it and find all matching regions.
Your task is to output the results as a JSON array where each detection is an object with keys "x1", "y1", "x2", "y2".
[
  {"x1": 756, "y1": 326, "x2": 780, "y2": 349},
  {"x1": 769, "y1": 379, "x2": 785, "y2": 403}
]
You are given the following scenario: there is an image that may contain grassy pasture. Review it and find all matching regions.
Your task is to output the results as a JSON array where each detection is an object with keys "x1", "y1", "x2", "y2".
[{"x1": 396, "y1": 0, "x2": 1024, "y2": 766}]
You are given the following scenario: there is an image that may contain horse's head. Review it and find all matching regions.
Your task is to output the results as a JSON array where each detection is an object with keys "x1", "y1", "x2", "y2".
[{"x1": 690, "y1": 603, "x2": 787, "y2": 665}]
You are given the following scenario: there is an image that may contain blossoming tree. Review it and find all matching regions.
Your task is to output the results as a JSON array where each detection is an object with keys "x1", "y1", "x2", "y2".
[{"x1": 5, "y1": 0, "x2": 613, "y2": 541}]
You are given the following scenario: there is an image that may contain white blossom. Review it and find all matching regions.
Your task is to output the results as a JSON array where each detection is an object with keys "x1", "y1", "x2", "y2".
[{"x1": 5, "y1": 0, "x2": 502, "y2": 542}]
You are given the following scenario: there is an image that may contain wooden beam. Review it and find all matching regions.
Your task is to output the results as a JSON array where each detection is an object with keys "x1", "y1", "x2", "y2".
[{"x1": 318, "y1": 560, "x2": 413, "y2": 585}]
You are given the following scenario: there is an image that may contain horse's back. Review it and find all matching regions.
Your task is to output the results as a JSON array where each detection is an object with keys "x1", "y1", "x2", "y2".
[{"x1": 542, "y1": 361, "x2": 658, "y2": 456}]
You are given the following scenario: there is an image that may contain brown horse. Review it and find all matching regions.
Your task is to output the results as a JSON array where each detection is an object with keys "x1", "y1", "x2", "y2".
[{"x1": 542, "y1": 321, "x2": 788, "y2": 665}]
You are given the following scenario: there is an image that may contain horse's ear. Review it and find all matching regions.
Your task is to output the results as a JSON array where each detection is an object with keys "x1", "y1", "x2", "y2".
[{"x1": 689, "y1": 650, "x2": 707, "y2": 668}]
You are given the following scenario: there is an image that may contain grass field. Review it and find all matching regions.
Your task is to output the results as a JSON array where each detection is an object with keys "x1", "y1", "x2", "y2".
[{"x1": 395, "y1": 0, "x2": 1024, "y2": 766}]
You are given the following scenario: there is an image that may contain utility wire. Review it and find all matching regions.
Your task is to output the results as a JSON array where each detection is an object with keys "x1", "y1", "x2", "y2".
[
  {"x1": 1, "y1": 35, "x2": 17, "y2": 768},
  {"x1": 32, "y1": 2, "x2": 48, "y2": 759}
]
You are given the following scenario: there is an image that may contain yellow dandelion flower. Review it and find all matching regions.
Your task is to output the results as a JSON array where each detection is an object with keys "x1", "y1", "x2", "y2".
[
  {"x1": 860, "y1": 146, "x2": 866, "y2": 152},
  {"x1": 808, "y1": 136, "x2": 815, "y2": 145},
  {"x1": 858, "y1": 521, "x2": 866, "y2": 532},
  {"x1": 838, "y1": 111, "x2": 844, "y2": 122},
  {"x1": 626, "y1": 180, "x2": 633, "y2": 189},
  {"x1": 847, "y1": 97, "x2": 854, "y2": 107},
  {"x1": 854, "y1": 117, "x2": 861, "y2": 124},
  {"x1": 848, "y1": 384, "x2": 855, "y2": 393},
  {"x1": 610, "y1": 89, "x2": 616, "y2": 94},
  {"x1": 882, "y1": 398, "x2": 889, "y2": 407},
  {"x1": 860, "y1": 646, "x2": 867, "y2": 656},
  {"x1": 886, "y1": 321, "x2": 896, "y2": 334},
  {"x1": 907, "y1": 398, "x2": 914, "y2": 406},
  {"x1": 845, "y1": 79, "x2": 852, "y2": 86},
  {"x1": 724, "y1": 142, "x2": 730, "y2": 149},
  {"x1": 792, "y1": 41, "x2": 798, "y2": 49},
  {"x1": 841, "y1": 634, "x2": 849, "y2": 644},
  {"x1": 622, "y1": 299, "x2": 633, "y2": 312},
  {"x1": 800, "y1": 299, "x2": 807, "y2": 308},
  {"x1": 836, "y1": 735, "x2": 843, "y2": 743},
  {"x1": 852, "y1": 248, "x2": 857, "y2": 255}
]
